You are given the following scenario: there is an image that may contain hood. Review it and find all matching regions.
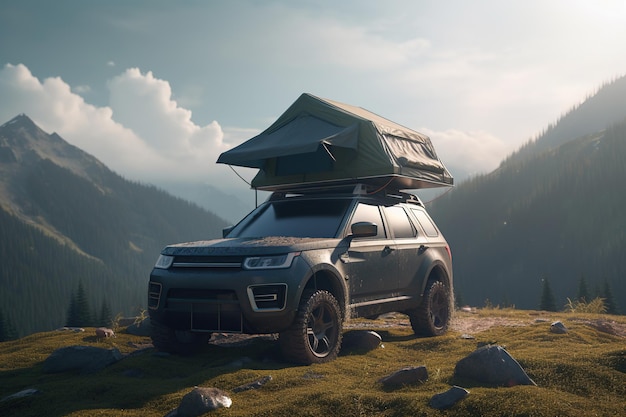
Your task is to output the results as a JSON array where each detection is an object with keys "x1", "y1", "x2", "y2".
[{"x1": 161, "y1": 236, "x2": 344, "y2": 256}]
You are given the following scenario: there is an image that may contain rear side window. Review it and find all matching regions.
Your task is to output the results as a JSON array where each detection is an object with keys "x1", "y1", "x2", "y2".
[
  {"x1": 411, "y1": 208, "x2": 439, "y2": 237},
  {"x1": 350, "y1": 203, "x2": 385, "y2": 238},
  {"x1": 384, "y1": 206, "x2": 416, "y2": 239}
]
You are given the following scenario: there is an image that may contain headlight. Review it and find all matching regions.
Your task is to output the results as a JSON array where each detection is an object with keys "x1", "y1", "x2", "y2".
[
  {"x1": 154, "y1": 254, "x2": 174, "y2": 269},
  {"x1": 243, "y1": 252, "x2": 300, "y2": 270}
]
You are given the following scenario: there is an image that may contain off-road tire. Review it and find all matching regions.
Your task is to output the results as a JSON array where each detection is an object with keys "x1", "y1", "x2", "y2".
[
  {"x1": 408, "y1": 280, "x2": 451, "y2": 336},
  {"x1": 279, "y1": 289, "x2": 343, "y2": 365},
  {"x1": 150, "y1": 320, "x2": 210, "y2": 355}
]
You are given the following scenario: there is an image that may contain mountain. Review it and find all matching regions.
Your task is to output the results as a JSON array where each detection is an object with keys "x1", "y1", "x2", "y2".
[
  {"x1": 0, "y1": 115, "x2": 228, "y2": 337},
  {"x1": 159, "y1": 180, "x2": 256, "y2": 225},
  {"x1": 429, "y1": 76, "x2": 626, "y2": 312}
]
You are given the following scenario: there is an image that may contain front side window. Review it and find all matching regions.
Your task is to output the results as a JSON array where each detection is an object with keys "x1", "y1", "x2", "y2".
[
  {"x1": 384, "y1": 206, "x2": 416, "y2": 239},
  {"x1": 230, "y1": 199, "x2": 351, "y2": 238},
  {"x1": 350, "y1": 202, "x2": 385, "y2": 238}
]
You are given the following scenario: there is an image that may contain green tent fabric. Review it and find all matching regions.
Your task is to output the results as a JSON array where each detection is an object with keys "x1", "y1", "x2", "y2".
[{"x1": 217, "y1": 93, "x2": 453, "y2": 191}]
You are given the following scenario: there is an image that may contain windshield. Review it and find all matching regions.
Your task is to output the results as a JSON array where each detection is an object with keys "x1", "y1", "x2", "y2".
[{"x1": 229, "y1": 198, "x2": 351, "y2": 238}]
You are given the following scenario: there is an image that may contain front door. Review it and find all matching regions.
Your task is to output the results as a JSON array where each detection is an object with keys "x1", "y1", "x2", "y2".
[{"x1": 342, "y1": 203, "x2": 399, "y2": 315}]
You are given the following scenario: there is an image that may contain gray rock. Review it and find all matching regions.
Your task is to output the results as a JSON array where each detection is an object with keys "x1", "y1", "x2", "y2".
[
  {"x1": 95, "y1": 327, "x2": 115, "y2": 338},
  {"x1": 233, "y1": 375, "x2": 272, "y2": 392},
  {"x1": 550, "y1": 321, "x2": 568, "y2": 334},
  {"x1": 42, "y1": 345, "x2": 123, "y2": 374},
  {"x1": 454, "y1": 345, "x2": 536, "y2": 387},
  {"x1": 1, "y1": 388, "x2": 41, "y2": 402},
  {"x1": 176, "y1": 387, "x2": 232, "y2": 416},
  {"x1": 341, "y1": 330, "x2": 382, "y2": 353},
  {"x1": 55, "y1": 327, "x2": 85, "y2": 332},
  {"x1": 429, "y1": 386, "x2": 469, "y2": 409},
  {"x1": 379, "y1": 365, "x2": 428, "y2": 388},
  {"x1": 126, "y1": 317, "x2": 152, "y2": 336}
]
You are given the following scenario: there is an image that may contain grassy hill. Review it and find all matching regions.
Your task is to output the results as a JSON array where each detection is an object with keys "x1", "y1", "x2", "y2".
[{"x1": 1, "y1": 309, "x2": 624, "y2": 416}]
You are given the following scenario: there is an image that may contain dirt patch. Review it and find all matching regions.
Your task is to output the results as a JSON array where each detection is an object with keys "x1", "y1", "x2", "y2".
[
  {"x1": 450, "y1": 316, "x2": 531, "y2": 335},
  {"x1": 197, "y1": 312, "x2": 625, "y2": 347},
  {"x1": 451, "y1": 313, "x2": 626, "y2": 337},
  {"x1": 569, "y1": 318, "x2": 626, "y2": 337}
]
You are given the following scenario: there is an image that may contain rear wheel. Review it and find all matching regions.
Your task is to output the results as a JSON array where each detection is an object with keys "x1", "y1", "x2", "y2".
[
  {"x1": 279, "y1": 290, "x2": 343, "y2": 364},
  {"x1": 150, "y1": 320, "x2": 210, "y2": 355},
  {"x1": 408, "y1": 280, "x2": 451, "y2": 336}
]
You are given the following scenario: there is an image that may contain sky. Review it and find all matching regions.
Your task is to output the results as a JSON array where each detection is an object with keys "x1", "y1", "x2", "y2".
[{"x1": 1, "y1": 0, "x2": 626, "y2": 199}]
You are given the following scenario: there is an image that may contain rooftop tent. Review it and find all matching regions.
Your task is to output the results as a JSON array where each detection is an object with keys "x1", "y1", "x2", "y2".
[{"x1": 217, "y1": 93, "x2": 453, "y2": 191}]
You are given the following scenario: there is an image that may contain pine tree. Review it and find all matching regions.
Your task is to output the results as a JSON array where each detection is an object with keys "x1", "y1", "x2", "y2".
[
  {"x1": 454, "y1": 289, "x2": 464, "y2": 309},
  {"x1": 98, "y1": 298, "x2": 113, "y2": 327},
  {"x1": 66, "y1": 281, "x2": 93, "y2": 327},
  {"x1": 577, "y1": 275, "x2": 590, "y2": 302},
  {"x1": 0, "y1": 308, "x2": 19, "y2": 341},
  {"x1": 540, "y1": 278, "x2": 557, "y2": 312},
  {"x1": 601, "y1": 279, "x2": 619, "y2": 315},
  {"x1": 66, "y1": 293, "x2": 79, "y2": 327}
]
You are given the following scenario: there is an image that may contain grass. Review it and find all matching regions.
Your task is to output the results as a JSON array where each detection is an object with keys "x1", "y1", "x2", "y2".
[{"x1": 0, "y1": 309, "x2": 624, "y2": 417}]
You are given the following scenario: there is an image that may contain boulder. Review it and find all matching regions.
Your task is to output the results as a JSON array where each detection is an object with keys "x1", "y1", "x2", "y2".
[
  {"x1": 550, "y1": 321, "x2": 568, "y2": 334},
  {"x1": 175, "y1": 387, "x2": 232, "y2": 417},
  {"x1": 95, "y1": 327, "x2": 115, "y2": 338},
  {"x1": 126, "y1": 317, "x2": 151, "y2": 336},
  {"x1": 379, "y1": 365, "x2": 428, "y2": 388},
  {"x1": 454, "y1": 345, "x2": 536, "y2": 387},
  {"x1": 42, "y1": 345, "x2": 123, "y2": 374},
  {"x1": 341, "y1": 330, "x2": 382, "y2": 353},
  {"x1": 429, "y1": 386, "x2": 469, "y2": 409}
]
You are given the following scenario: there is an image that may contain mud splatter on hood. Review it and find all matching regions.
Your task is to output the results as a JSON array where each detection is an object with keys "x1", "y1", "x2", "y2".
[{"x1": 161, "y1": 236, "x2": 344, "y2": 256}]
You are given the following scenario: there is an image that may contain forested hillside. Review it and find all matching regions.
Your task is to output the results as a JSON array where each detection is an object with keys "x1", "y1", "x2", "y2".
[
  {"x1": 430, "y1": 77, "x2": 626, "y2": 312},
  {"x1": 0, "y1": 115, "x2": 228, "y2": 337}
]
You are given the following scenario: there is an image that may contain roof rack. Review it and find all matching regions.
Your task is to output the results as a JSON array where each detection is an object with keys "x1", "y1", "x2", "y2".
[{"x1": 268, "y1": 183, "x2": 423, "y2": 205}]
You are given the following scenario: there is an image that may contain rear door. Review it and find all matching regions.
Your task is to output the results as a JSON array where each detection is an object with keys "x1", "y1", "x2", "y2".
[{"x1": 382, "y1": 205, "x2": 429, "y2": 295}]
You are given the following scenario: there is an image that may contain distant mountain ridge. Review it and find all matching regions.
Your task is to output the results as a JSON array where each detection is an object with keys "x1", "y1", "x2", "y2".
[
  {"x1": 431, "y1": 75, "x2": 626, "y2": 312},
  {"x1": 0, "y1": 115, "x2": 228, "y2": 336},
  {"x1": 1, "y1": 114, "x2": 121, "y2": 251},
  {"x1": 507, "y1": 75, "x2": 626, "y2": 163}
]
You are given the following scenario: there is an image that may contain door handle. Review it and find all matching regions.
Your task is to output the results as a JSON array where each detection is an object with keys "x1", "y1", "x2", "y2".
[
  {"x1": 419, "y1": 244, "x2": 428, "y2": 254},
  {"x1": 383, "y1": 246, "x2": 395, "y2": 254}
]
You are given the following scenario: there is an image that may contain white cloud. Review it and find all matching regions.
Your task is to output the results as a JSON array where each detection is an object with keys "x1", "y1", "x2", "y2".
[
  {"x1": 73, "y1": 85, "x2": 91, "y2": 94},
  {"x1": 107, "y1": 68, "x2": 225, "y2": 157},
  {"x1": 0, "y1": 63, "x2": 234, "y2": 186},
  {"x1": 420, "y1": 127, "x2": 513, "y2": 178},
  {"x1": 0, "y1": 63, "x2": 512, "y2": 193}
]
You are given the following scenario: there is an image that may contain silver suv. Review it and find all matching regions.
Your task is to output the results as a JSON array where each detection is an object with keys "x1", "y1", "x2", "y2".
[{"x1": 148, "y1": 185, "x2": 453, "y2": 364}]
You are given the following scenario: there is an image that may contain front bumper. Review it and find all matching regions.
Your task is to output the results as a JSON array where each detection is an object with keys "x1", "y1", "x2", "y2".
[{"x1": 148, "y1": 257, "x2": 311, "y2": 334}]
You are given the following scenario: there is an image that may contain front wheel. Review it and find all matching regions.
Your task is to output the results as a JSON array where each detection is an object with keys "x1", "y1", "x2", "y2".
[
  {"x1": 407, "y1": 280, "x2": 451, "y2": 336},
  {"x1": 150, "y1": 320, "x2": 210, "y2": 355},
  {"x1": 279, "y1": 290, "x2": 343, "y2": 365}
]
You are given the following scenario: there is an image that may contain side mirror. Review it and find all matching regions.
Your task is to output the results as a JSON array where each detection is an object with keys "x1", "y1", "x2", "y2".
[
  {"x1": 351, "y1": 221, "x2": 377, "y2": 238},
  {"x1": 222, "y1": 226, "x2": 234, "y2": 238}
]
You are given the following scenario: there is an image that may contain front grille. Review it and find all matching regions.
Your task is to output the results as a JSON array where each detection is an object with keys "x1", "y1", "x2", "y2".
[
  {"x1": 168, "y1": 288, "x2": 237, "y2": 301},
  {"x1": 171, "y1": 255, "x2": 244, "y2": 269},
  {"x1": 166, "y1": 288, "x2": 243, "y2": 332}
]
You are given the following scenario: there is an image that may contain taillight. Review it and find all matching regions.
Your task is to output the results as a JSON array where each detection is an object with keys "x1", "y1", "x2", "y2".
[{"x1": 445, "y1": 244, "x2": 452, "y2": 261}]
